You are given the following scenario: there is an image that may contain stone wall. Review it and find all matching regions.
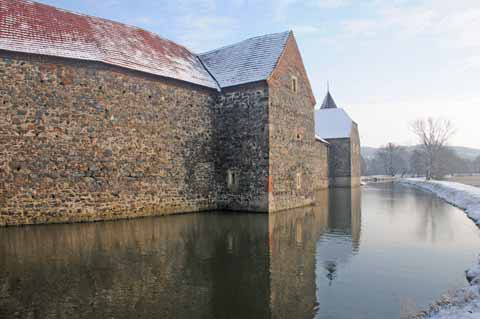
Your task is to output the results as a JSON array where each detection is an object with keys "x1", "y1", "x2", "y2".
[
  {"x1": 213, "y1": 82, "x2": 270, "y2": 212},
  {"x1": 0, "y1": 36, "x2": 333, "y2": 225},
  {"x1": 327, "y1": 123, "x2": 361, "y2": 187},
  {"x1": 313, "y1": 141, "x2": 329, "y2": 190},
  {"x1": 267, "y1": 35, "x2": 319, "y2": 211},
  {"x1": 350, "y1": 123, "x2": 361, "y2": 187},
  {"x1": 0, "y1": 51, "x2": 218, "y2": 226},
  {"x1": 327, "y1": 138, "x2": 352, "y2": 187}
]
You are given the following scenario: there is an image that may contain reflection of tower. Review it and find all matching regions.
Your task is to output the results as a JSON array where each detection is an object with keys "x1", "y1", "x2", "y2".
[
  {"x1": 324, "y1": 261, "x2": 337, "y2": 286},
  {"x1": 328, "y1": 187, "x2": 362, "y2": 250},
  {"x1": 316, "y1": 187, "x2": 362, "y2": 286}
]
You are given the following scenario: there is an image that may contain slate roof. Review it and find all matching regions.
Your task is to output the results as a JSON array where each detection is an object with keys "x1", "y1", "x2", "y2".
[
  {"x1": 198, "y1": 31, "x2": 291, "y2": 88},
  {"x1": 315, "y1": 108, "x2": 354, "y2": 139},
  {"x1": 0, "y1": 0, "x2": 218, "y2": 89},
  {"x1": 320, "y1": 91, "x2": 338, "y2": 109},
  {"x1": 0, "y1": 1, "x2": 298, "y2": 91}
]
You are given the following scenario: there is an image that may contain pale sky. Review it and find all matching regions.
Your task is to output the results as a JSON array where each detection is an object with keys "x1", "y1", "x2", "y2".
[{"x1": 38, "y1": 0, "x2": 480, "y2": 148}]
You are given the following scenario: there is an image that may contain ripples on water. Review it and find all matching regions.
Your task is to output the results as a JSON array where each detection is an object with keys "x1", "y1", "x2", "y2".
[{"x1": 1, "y1": 183, "x2": 479, "y2": 318}]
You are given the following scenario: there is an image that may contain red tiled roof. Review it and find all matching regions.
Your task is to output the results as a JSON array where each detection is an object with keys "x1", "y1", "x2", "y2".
[{"x1": 0, "y1": 0, "x2": 218, "y2": 88}]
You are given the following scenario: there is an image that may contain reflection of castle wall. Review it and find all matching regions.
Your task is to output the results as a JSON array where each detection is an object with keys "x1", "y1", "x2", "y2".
[
  {"x1": 350, "y1": 187, "x2": 362, "y2": 249},
  {"x1": 0, "y1": 188, "x2": 361, "y2": 319},
  {"x1": 268, "y1": 189, "x2": 329, "y2": 319},
  {"x1": 327, "y1": 187, "x2": 361, "y2": 246},
  {"x1": 316, "y1": 187, "x2": 362, "y2": 287},
  {"x1": 0, "y1": 214, "x2": 270, "y2": 319}
]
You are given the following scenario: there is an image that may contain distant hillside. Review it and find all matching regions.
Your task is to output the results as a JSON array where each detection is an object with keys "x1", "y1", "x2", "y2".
[
  {"x1": 361, "y1": 145, "x2": 480, "y2": 160},
  {"x1": 361, "y1": 147, "x2": 378, "y2": 159}
]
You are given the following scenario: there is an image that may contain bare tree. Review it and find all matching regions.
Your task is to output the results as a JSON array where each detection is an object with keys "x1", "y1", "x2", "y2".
[
  {"x1": 411, "y1": 118, "x2": 455, "y2": 180},
  {"x1": 435, "y1": 147, "x2": 470, "y2": 177},
  {"x1": 409, "y1": 149, "x2": 426, "y2": 177},
  {"x1": 375, "y1": 143, "x2": 407, "y2": 176}
]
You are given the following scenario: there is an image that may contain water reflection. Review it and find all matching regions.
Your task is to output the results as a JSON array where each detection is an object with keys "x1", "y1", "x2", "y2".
[
  {"x1": 316, "y1": 188, "x2": 361, "y2": 288},
  {"x1": 1, "y1": 184, "x2": 479, "y2": 319},
  {"x1": 0, "y1": 214, "x2": 271, "y2": 319}
]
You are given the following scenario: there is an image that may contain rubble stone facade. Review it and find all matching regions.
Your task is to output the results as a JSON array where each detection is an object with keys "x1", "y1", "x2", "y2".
[
  {"x1": 0, "y1": 52, "x2": 219, "y2": 225},
  {"x1": 0, "y1": 4, "x2": 359, "y2": 226},
  {"x1": 327, "y1": 124, "x2": 361, "y2": 188},
  {"x1": 267, "y1": 35, "x2": 320, "y2": 211}
]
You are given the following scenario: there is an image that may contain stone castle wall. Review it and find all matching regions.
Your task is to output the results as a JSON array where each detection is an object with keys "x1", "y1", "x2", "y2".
[
  {"x1": 267, "y1": 35, "x2": 320, "y2": 212},
  {"x1": 0, "y1": 51, "x2": 219, "y2": 226},
  {"x1": 313, "y1": 141, "x2": 329, "y2": 190},
  {"x1": 327, "y1": 123, "x2": 361, "y2": 187},
  {"x1": 213, "y1": 82, "x2": 270, "y2": 212},
  {"x1": 327, "y1": 138, "x2": 352, "y2": 187},
  {"x1": 350, "y1": 124, "x2": 361, "y2": 187},
  {"x1": 0, "y1": 43, "x2": 334, "y2": 225}
]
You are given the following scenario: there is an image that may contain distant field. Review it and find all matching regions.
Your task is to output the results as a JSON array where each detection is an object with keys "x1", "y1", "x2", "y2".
[{"x1": 442, "y1": 176, "x2": 480, "y2": 188}]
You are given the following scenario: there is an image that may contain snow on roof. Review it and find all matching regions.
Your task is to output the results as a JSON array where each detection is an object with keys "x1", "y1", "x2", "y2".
[
  {"x1": 315, "y1": 108, "x2": 353, "y2": 139},
  {"x1": 198, "y1": 31, "x2": 290, "y2": 88},
  {"x1": 0, "y1": 0, "x2": 218, "y2": 89},
  {"x1": 315, "y1": 135, "x2": 330, "y2": 144}
]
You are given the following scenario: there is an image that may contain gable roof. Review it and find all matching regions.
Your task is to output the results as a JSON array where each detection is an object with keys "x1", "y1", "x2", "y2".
[
  {"x1": 0, "y1": 0, "x2": 218, "y2": 89},
  {"x1": 320, "y1": 91, "x2": 338, "y2": 109},
  {"x1": 198, "y1": 31, "x2": 290, "y2": 88},
  {"x1": 0, "y1": 1, "x2": 310, "y2": 92},
  {"x1": 315, "y1": 108, "x2": 353, "y2": 139}
]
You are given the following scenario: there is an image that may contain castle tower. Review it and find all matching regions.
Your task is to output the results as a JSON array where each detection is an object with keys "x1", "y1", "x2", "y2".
[{"x1": 315, "y1": 90, "x2": 361, "y2": 187}]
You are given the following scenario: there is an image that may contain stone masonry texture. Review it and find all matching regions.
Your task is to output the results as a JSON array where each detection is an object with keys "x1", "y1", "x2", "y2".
[
  {"x1": 0, "y1": 32, "x2": 352, "y2": 225},
  {"x1": 213, "y1": 82, "x2": 270, "y2": 212},
  {"x1": 267, "y1": 35, "x2": 321, "y2": 212},
  {"x1": 0, "y1": 51, "x2": 218, "y2": 226},
  {"x1": 327, "y1": 123, "x2": 361, "y2": 187}
]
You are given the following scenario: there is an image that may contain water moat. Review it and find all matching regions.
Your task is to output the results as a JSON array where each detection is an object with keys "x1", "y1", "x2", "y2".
[{"x1": 1, "y1": 183, "x2": 479, "y2": 318}]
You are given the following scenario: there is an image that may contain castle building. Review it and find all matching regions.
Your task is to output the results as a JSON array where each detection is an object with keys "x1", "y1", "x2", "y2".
[
  {"x1": 0, "y1": 0, "x2": 359, "y2": 226},
  {"x1": 315, "y1": 91, "x2": 361, "y2": 187}
]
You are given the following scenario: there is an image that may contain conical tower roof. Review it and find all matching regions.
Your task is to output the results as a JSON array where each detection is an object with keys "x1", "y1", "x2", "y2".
[{"x1": 320, "y1": 91, "x2": 338, "y2": 109}]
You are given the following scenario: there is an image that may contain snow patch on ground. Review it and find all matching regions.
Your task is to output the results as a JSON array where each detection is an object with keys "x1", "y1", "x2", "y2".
[{"x1": 400, "y1": 179, "x2": 480, "y2": 319}]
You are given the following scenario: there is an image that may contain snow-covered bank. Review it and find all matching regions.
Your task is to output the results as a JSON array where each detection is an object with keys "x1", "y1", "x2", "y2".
[
  {"x1": 411, "y1": 261, "x2": 480, "y2": 319},
  {"x1": 362, "y1": 175, "x2": 399, "y2": 184},
  {"x1": 400, "y1": 179, "x2": 480, "y2": 225},
  {"x1": 399, "y1": 179, "x2": 480, "y2": 318}
]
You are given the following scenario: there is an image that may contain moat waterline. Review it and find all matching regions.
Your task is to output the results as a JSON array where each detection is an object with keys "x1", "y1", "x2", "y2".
[{"x1": 1, "y1": 183, "x2": 479, "y2": 318}]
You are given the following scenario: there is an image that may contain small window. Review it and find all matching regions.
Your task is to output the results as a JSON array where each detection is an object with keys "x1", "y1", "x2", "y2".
[
  {"x1": 291, "y1": 76, "x2": 298, "y2": 93},
  {"x1": 296, "y1": 128, "x2": 303, "y2": 141},
  {"x1": 227, "y1": 170, "x2": 237, "y2": 190},
  {"x1": 296, "y1": 173, "x2": 302, "y2": 190}
]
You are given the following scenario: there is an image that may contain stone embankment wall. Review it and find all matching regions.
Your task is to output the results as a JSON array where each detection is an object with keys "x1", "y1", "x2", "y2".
[{"x1": 0, "y1": 51, "x2": 218, "y2": 226}]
